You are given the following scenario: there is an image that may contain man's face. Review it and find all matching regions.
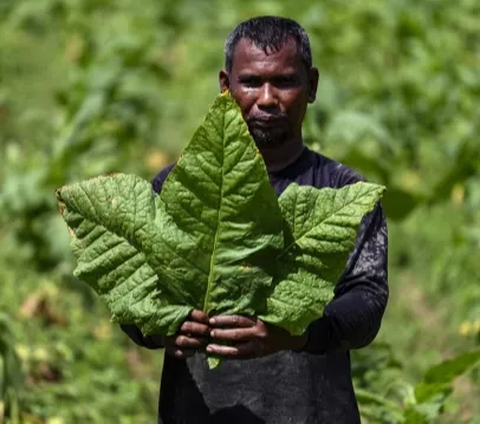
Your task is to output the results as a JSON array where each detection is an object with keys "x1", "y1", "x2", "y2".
[{"x1": 220, "y1": 37, "x2": 318, "y2": 146}]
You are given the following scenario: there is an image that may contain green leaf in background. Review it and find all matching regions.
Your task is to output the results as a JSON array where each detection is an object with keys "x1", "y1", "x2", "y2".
[
  {"x1": 415, "y1": 349, "x2": 480, "y2": 403},
  {"x1": 428, "y1": 137, "x2": 480, "y2": 206},
  {"x1": 56, "y1": 93, "x2": 384, "y2": 367},
  {"x1": 382, "y1": 187, "x2": 421, "y2": 222},
  {"x1": 402, "y1": 407, "x2": 430, "y2": 424},
  {"x1": 424, "y1": 349, "x2": 480, "y2": 384},
  {"x1": 260, "y1": 182, "x2": 385, "y2": 335},
  {"x1": 0, "y1": 314, "x2": 23, "y2": 423},
  {"x1": 355, "y1": 388, "x2": 404, "y2": 423}
]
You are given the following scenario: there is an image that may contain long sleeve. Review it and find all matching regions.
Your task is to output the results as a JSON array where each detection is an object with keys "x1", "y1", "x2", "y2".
[
  {"x1": 121, "y1": 324, "x2": 163, "y2": 349},
  {"x1": 303, "y1": 203, "x2": 389, "y2": 354}
]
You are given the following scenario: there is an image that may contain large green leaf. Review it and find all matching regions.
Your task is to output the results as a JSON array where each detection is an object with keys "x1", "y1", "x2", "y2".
[
  {"x1": 260, "y1": 182, "x2": 385, "y2": 335},
  {"x1": 56, "y1": 174, "x2": 193, "y2": 336},
  {"x1": 56, "y1": 93, "x2": 284, "y2": 338},
  {"x1": 57, "y1": 93, "x2": 385, "y2": 367},
  {"x1": 154, "y1": 92, "x2": 284, "y2": 317}
]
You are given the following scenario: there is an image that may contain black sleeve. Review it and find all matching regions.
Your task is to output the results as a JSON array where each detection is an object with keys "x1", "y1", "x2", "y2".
[
  {"x1": 303, "y1": 203, "x2": 389, "y2": 353},
  {"x1": 120, "y1": 324, "x2": 164, "y2": 349},
  {"x1": 120, "y1": 164, "x2": 175, "y2": 349}
]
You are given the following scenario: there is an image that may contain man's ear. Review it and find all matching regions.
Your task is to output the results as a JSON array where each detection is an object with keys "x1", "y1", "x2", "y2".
[
  {"x1": 219, "y1": 69, "x2": 230, "y2": 93},
  {"x1": 308, "y1": 67, "x2": 319, "y2": 103}
]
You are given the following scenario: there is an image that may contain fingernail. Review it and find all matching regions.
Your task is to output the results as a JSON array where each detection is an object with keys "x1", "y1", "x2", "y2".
[
  {"x1": 210, "y1": 330, "x2": 216, "y2": 338},
  {"x1": 206, "y1": 345, "x2": 213, "y2": 353},
  {"x1": 209, "y1": 318, "x2": 216, "y2": 325}
]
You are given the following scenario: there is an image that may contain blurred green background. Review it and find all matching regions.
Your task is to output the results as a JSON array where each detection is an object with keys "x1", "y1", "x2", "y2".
[{"x1": 0, "y1": 0, "x2": 479, "y2": 423}]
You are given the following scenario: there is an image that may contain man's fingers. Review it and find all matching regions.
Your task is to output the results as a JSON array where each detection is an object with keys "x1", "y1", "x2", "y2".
[
  {"x1": 209, "y1": 328, "x2": 256, "y2": 342},
  {"x1": 179, "y1": 321, "x2": 210, "y2": 337},
  {"x1": 209, "y1": 315, "x2": 256, "y2": 328},
  {"x1": 206, "y1": 341, "x2": 258, "y2": 358},
  {"x1": 175, "y1": 335, "x2": 209, "y2": 349},
  {"x1": 189, "y1": 309, "x2": 209, "y2": 324}
]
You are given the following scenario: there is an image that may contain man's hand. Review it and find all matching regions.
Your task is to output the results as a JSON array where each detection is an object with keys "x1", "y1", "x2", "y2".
[
  {"x1": 206, "y1": 315, "x2": 308, "y2": 359},
  {"x1": 160, "y1": 310, "x2": 210, "y2": 359}
]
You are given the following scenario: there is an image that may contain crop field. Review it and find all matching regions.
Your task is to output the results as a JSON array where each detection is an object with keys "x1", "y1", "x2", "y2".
[{"x1": 1, "y1": 1, "x2": 479, "y2": 423}]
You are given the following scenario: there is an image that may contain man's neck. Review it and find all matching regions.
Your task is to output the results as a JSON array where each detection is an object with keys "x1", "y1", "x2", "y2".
[{"x1": 259, "y1": 138, "x2": 306, "y2": 173}]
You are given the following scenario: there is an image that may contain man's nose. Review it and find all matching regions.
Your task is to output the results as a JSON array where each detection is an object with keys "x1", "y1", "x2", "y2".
[{"x1": 257, "y1": 83, "x2": 278, "y2": 109}]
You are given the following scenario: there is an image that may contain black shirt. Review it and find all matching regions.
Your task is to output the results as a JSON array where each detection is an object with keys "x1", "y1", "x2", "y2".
[{"x1": 122, "y1": 147, "x2": 389, "y2": 424}]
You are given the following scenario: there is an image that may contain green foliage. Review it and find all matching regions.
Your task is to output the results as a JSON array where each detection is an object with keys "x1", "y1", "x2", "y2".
[
  {"x1": 0, "y1": 257, "x2": 163, "y2": 424},
  {"x1": 415, "y1": 350, "x2": 480, "y2": 403},
  {"x1": 1, "y1": 0, "x2": 479, "y2": 422},
  {"x1": 0, "y1": 314, "x2": 23, "y2": 424},
  {"x1": 56, "y1": 95, "x2": 383, "y2": 368},
  {"x1": 354, "y1": 346, "x2": 480, "y2": 423},
  {"x1": 265, "y1": 181, "x2": 384, "y2": 332}
]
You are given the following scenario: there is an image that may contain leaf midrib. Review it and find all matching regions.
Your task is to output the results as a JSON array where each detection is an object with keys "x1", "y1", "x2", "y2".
[{"x1": 203, "y1": 100, "x2": 227, "y2": 313}]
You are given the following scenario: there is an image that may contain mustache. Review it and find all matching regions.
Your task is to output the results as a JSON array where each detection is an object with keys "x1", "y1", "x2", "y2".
[{"x1": 246, "y1": 113, "x2": 289, "y2": 124}]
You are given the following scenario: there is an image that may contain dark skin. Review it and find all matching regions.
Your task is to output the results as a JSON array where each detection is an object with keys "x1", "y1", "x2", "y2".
[
  {"x1": 160, "y1": 37, "x2": 319, "y2": 360},
  {"x1": 220, "y1": 37, "x2": 319, "y2": 171},
  {"x1": 156, "y1": 310, "x2": 210, "y2": 359}
]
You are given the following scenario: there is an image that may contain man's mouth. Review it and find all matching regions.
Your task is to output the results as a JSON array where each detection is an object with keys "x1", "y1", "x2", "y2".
[{"x1": 249, "y1": 118, "x2": 287, "y2": 129}]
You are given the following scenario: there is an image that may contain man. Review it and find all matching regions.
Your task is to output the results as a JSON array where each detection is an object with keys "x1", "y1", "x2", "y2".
[{"x1": 122, "y1": 16, "x2": 388, "y2": 424}]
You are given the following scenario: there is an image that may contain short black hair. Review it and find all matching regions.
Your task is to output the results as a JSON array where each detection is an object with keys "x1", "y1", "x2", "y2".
[{"x1": 224, "y1": 16, "x2": 313, "y2": 73}]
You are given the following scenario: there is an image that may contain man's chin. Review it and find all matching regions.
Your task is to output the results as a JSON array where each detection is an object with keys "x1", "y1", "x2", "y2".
[{"x1": 250, "y1": 129, "x2": 288, "y2": 147}]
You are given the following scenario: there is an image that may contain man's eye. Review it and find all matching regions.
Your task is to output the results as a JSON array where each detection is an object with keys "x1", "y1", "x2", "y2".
[
  {"x1": 275, "y1": 77, "x2": 297, "y2": 87},
  {"x1": 240, "y1": 78, "x2": 261, "y2": 88}
]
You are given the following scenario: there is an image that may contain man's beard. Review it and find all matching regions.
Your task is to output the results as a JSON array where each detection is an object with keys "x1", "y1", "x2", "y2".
[{"x1": 249, "y1": 127, "x2": 289, "y2": 147}]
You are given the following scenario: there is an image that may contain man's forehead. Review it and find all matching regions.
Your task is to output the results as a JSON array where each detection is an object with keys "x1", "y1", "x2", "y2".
[{"x1": 231, "y1": 37, "x2": 301, "y2": 70}]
